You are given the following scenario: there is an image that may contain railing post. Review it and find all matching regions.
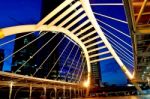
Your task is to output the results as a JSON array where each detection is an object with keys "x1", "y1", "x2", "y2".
[
  {"x1": 54, "y1": 87, "x2": 57, "y2": 99},
  {"x1": 63, "y1": 86, "x2": 65, "y2": 99},
  {"x1": 78, "y1": 88, "x2": 80, "y2": 97},
  {"x1": 69, "y1": 87, "x2": 72, "y2": 99},
  {"x1": 43, "y1": 86, "x2": 46, "y2": 98},
  {"x1": 74, "y1": 88, "x2": 76, "y2": 98},
  {"x1": 9, "y1": 82, "x2": 13, "y2": 99},
  {"x1": 29, "y1": 84, "x2": 32, "y2": 99}
]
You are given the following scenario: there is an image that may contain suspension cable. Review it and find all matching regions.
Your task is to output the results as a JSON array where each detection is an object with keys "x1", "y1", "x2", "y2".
[
  {"x1": 105, "y1": 33, "x2": 133, "y2": 55},
  {"x1": 0, "y1": 31, "x2": 46, "y2": 65},
  {"x1": 74, "y1": 55, "x2": 85, "y2": 82},
  {"x1": 77, "y1": 59, "x2": 86, "y2": 83},
  {"x1": 100, "y1": 25, "x2": 132, "y2": 48},
  {"x1": 33, "y1": 35, "x2": 65, "y2": 76},
  {"x1": 56, "y1": 44, "x2": 76, "y2": 80},
  {"x1": 113, "y1": 44, "x2": 134, "y2": 63},
  {"x1": 70, "y1": 52, "x2": 82, "y2": 81},
  {"x1": 45, "y1": 41, "x2": 71, "y2": 78},
  {"x1": 109, "y1": 38, "x2": 134, "y2": 60},
  {"x1": 64, "y1": 47, "x2": 80, "y2": 81},
  {"x1": 0, "y1": 31, "x2": 36, "y2": 47},
  {"x1": 96, "y1": 19, "x2": 131, "y2": 38},
  {"x1": 15, "y1": 33, "x2": 59, "y2": 73}
]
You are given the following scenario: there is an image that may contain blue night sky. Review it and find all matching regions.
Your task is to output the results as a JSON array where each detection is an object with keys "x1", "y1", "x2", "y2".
[
  {"x1": 0, "y1": 0, "x2": 133, "y2": 85},
  {"x1": 0, "y1": 0, "x2": 42, "y2": 71}
]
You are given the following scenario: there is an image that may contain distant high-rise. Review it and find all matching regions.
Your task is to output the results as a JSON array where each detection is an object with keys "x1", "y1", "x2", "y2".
[
  {"x1": 11, "y1": 34, "x2": 37, "y2": 75},
  {"x1": 0, "y1": 49, "x2": 4, "y2": 71},
  {"x1": 91, "y1": 62, "x2": 101, "y2": 87}
]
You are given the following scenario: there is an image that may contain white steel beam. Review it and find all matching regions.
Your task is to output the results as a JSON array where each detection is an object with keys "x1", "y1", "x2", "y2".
[
  {"x1": 83, "y1": 36, "x2": 99, "y2": 44},
  {"x1": 89, "y1": 51, "x2": 110, "y2": 58},
  {"x1": 59, "y1": 8, "x2": 84, "y2": 27},
  {"x1": 72, "y1": 20, "x2": 90, "y2": 33},
  {"x1": 80, "y1": 30, "x2": 96, "y2": 40},
  {"x1": 76, "y1": 25, "x2": 93, "y2": 36},
  {"x1": 36, "y1": 0, "x2": 74, "y2": 28},
  {"x1": 90, "y1": 56, "x2": 114, "y2": 63},
  {"x1": 86, "y1": 40, "x2": 103, "y2": 48},
  {"x1": 88, "y1": 46, "x2": 106, "y2": 53},
  {"x1": 66, "y1": 13, "x2": 87, "y2": 29},
  {"x1": 48, "y1": 1, "x2": 81, "y2": 26}
]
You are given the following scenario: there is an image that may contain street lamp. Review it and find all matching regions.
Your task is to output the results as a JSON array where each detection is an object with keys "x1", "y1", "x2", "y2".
[{"x1": 83, "y1": 80, "x2": 90, "y2": 88}]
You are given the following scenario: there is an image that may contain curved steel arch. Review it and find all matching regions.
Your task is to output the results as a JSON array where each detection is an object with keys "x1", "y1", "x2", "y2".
[{"x1": 0, "y1": 25, "x2": 91, "y2": 85}]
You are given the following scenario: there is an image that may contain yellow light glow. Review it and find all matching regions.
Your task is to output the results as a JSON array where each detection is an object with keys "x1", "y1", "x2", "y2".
[
  {"x1": 0, "y1": 29, "x2": 4, "y2": 39},
  {"x1": 83, "y1": 80, "x2": 90, "y2": 88}
]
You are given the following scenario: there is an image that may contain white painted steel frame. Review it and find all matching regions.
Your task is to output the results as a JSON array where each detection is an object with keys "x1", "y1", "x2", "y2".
[
  {"x1": 88, "y1": 46, "x2": 107, "y2": 53},
  {"x1": 76, "y1": 25, "x2": 93, "y2": 36},
  {"x1": 80, "y1": 30, "x2": 96, "y2": 40}
]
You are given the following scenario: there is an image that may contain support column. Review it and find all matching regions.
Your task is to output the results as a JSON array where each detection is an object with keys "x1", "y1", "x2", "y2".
[
  {"x1": 74, "y1": 88, "x2": 76, "y2": 98},
  {"x1": 69, "y1": 87, "x2": 72, "y2": 99},
  {"x1": 43, "y1": 86, "x2": 46, "y2": 98},
  {"x1": 9, "y1": 82, "x2": 13, "y2": 99},
  {"x1": 54, "y1": 87, "x2": 57, "y2": 99},
  {"x1": 78, "y1": 88, "x2": 80, "y2": 97},
  {"x1": 29, "y1": 84, "x2": 32, "y2": 99},
  {"x1": 63, "y1": 86, "x2": 65, "y2": 99}
]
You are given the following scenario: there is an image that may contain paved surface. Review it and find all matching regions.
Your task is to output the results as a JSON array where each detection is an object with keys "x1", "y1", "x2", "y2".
[{"x1": 75, "y1": 95, "x2": 150, "y2": 99}]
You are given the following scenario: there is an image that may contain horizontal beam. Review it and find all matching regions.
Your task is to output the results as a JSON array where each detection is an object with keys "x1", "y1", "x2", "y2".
[
  {"x1": 136, "y1": 27, "x2": 150, "y2": 34},
  {"x1": 0, "y1": 81, "x2": 78, "y2": 89},
  {"x1": 76, "y1": 25, "x2": 93, "y2": 36},
  {"x1": 88, "y1": 46, "x2": 106, "y2": 53},
  {"x1": 90, "y1": 56, "x2": 113, "y2": 63},
  {"x1": 83, "y1": 36, "x2": 100, "y2": 44},
  {"x1": 89, "y1": 51, "x2": 110, "y2": 58},
  {"x1": 133, "y1": 2, "x2": 150, "y2": 6},
  {"x1": 72, "y1": 20, "x2": 90, "y2": 33},
  {"x1": 86, "y1": 40, "x2": 103, "y2": 48},
  {"x1": 134, "y1": 12, "x2": 150, "y2": 16},
  {"x1": 66, "y1": 13, "x2": 87, "y2": 29},
  {"x1": 0, "y1": 71, "x2": 77, "y2": 86},
  {"x1": 59, "y1": 8, "x2": 84, "y2": 27},
  {"x1": 80, "y1": 30, "x2": 96, "y2": 40},
  {"x1": 48, "y1": 1, "x2": 81, "y2": 26}
]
